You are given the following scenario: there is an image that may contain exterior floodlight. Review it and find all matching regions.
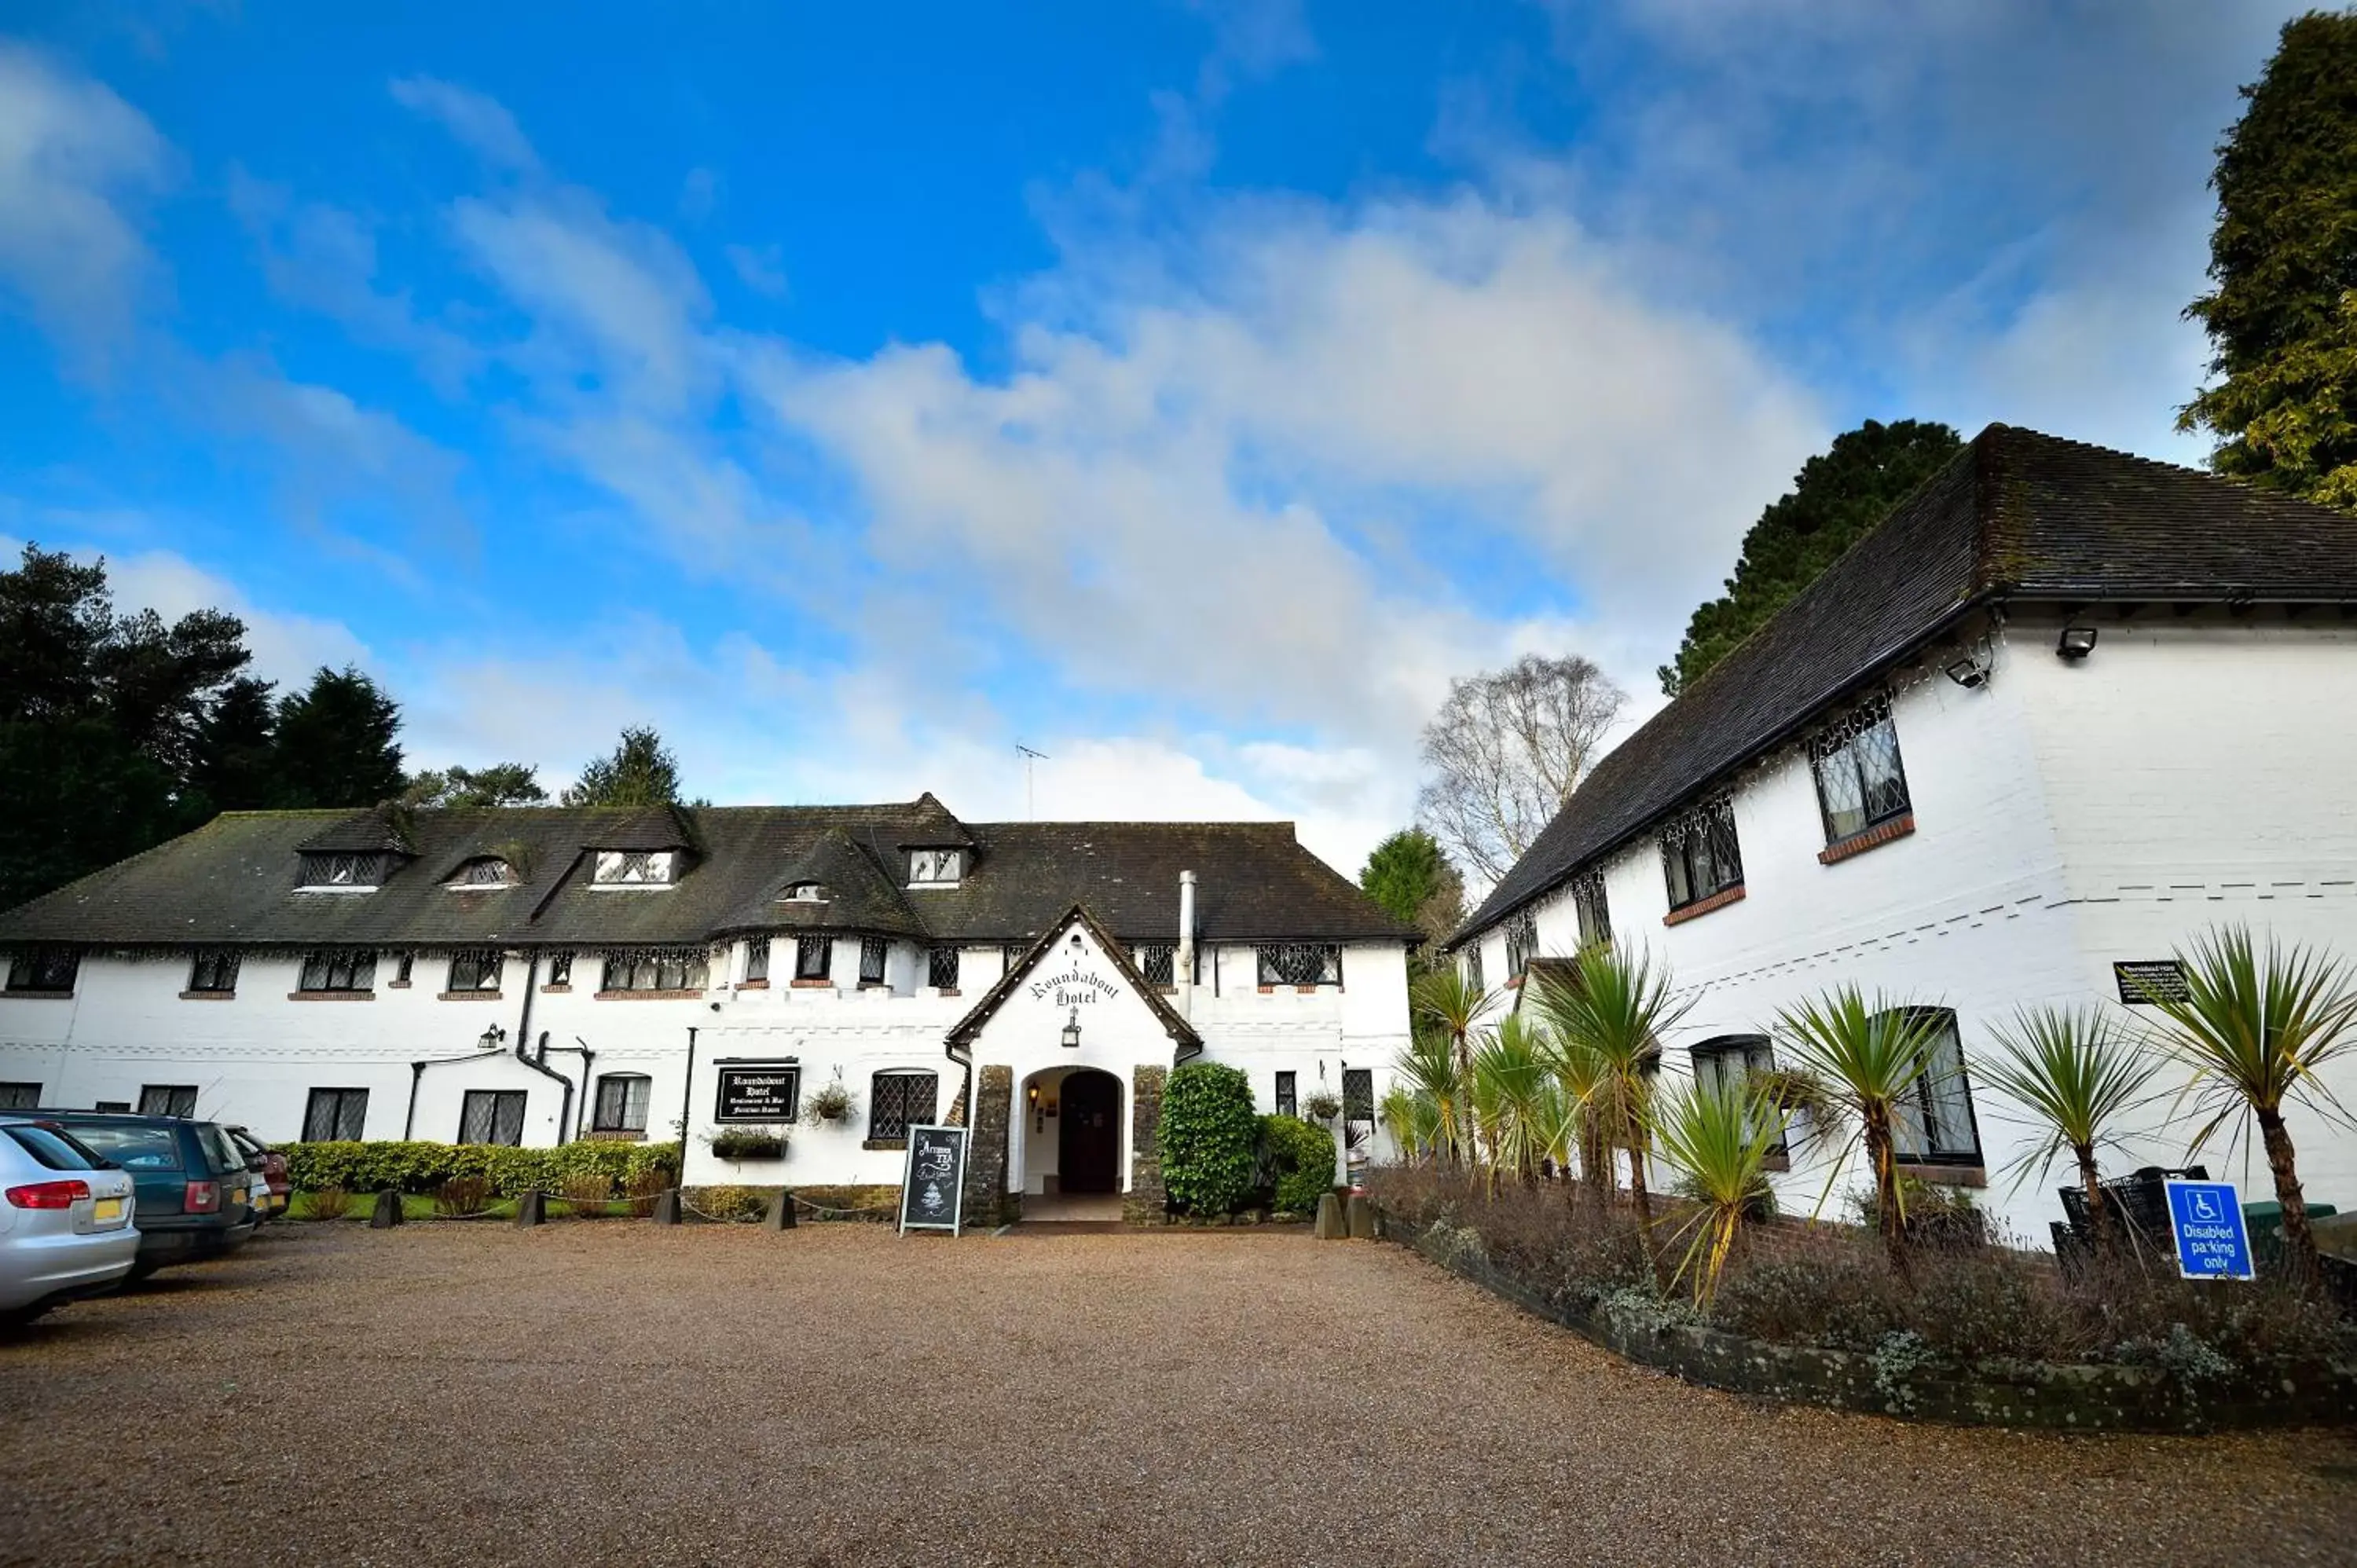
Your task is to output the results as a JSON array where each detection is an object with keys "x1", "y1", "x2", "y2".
[
  {"x1": 2056, "y1": 625, "x2": 2099, "y2": 661},
  {"x1": 1944, "y1": 652, "x2": 1991, "y2": 689}
]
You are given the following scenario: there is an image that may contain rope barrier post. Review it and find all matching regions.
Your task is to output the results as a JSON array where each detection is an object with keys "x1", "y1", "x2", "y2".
[
  {"x1": 651, "y1": 1188, "x2": 682, "y2": 1225},
  {"x1": 368, "y1": 1189, "x2": 403, "y2": 1229},
  {"x1": 764, "y1": 1188, "x2": 797, "y2": 1230},
  {"x1": 515, "y1": 1189, "x2": 545, "y2": 1229}
]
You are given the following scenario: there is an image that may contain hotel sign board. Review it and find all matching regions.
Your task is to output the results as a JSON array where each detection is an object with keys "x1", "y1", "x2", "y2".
[
  {"x1": 714, "y1": 1062, "x2": 801, "y2": 1123},
  {"x1": 899, "y1": 1124, "x2": 969, "y2": 1236},
  {"x1": 2113, "y1": 961, "x2": 2191, "y2": 1006}
]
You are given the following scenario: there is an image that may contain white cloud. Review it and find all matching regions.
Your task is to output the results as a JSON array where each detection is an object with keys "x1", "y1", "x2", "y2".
[
  {"x1": 388, "y1": 76, "x2": 539, "y2": 173},
  {"x1": 725, "y1": 241, "x2": 789, "y2": 299},
  {"x1": 0, "y1": 42, "x2": 172, "y2": 363}
]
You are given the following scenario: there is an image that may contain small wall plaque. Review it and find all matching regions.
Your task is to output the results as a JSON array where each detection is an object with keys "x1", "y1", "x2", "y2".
[{"x1": 2113, "y1": 960, "x2": 2190, "y2": 1006}]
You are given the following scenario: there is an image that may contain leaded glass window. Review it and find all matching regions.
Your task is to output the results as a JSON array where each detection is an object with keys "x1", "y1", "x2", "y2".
[
  {"x1": 1504, "y1": 911, "x2": 1536, "y2": 980},
  {"x1": 797, "y1": 935, "x2": 831, "y2": 981},
  {"x1": 859, "y1": 936, "x2": 889, "y2": 985},
  {"x1": 446, "y1": 949, "x2": 504, "y2": 992},
  {"x1": 1274, "y1": 1070, "x2": 1296, "y2": 1118},
  {"x1": 5, "y1": 946, "x2": 80, "y2": 993},
  {"x1": 1887, "y1": 1008, "x2": 1981, "y2": 1165},
  {"x1": 139, "y1": 1084, "x2": 198, "y2": 1118},
  {"x1": 1343, "y1": 1068, "x2": 1375, "y2": 1127},
  {"x1": 928, "y1": 945, "x2": 961, "y2": 989},
  {"x1": 869, "y1": 1072, "x2": 938, "y2": 1141},
  {"x1": 1812, "y1": 694, "x2": 1912, "y2": 844},
  {"x1": 744, "y1": 940, "x2": 770, "y2": 984},
  {"x1": 1256, "y1": 943, "x2": 1342, "y2": 986},
  {"x1": 592, "y1": 1074, "x2": 651, "y2": 1133},
  {"x1": 1659, "y1": 797, "x2": 1743, "y2": 911},
  {"x1": 298, "y1": 852, "x2": 388, "y2": 888},
  {"x1": 907, "y1": 848, "x2": 962, "y2": 885},
  {"x1": 1464, "y1": 945, "x2": 1483, "y2": 992},
  {"x1": 599, "y1": 948, "x2": 709, "y2": 992},
  {"x1": 302, "y1": 1087, "x2": 369, "y2": 1141},
  {"x1": 299, "y1": 949, "x2": 376, "y2": 993},
  {"x1": 592, "y1": 850, "x2": 674, "y2": 886},
  {"x1": 547, "y1": 951, "x2": 574, "y2": 986},
  {"x1": 1689, "y1": 1035, "x2": 1785, "y2": 1156},
  {"x1": 459, "y1": 1089, "x2": 527, "y2": 1146},
  {"x1": 1131, "y1": 943, "x2": 1175, "y2": 985},
  {"x1": 1571, "y1": 868, "x2": 1611, "y2": 950},
  {"x1": 186, "y1": 950, "x2": 240, "y2": 995},
  {"x1": 452, "y1": 858, "x2": 513, "y2": 887}
]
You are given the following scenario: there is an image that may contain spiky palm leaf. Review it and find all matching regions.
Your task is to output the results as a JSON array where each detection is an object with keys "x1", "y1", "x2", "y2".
[
  {"x1": 1774, "y1": 986, "x2": 1950, "y2": 1271},
  {"x1": 1652, "y1": 1076, "x2": 1787, "y2": 1306},
  {"x1": 1979, "y1": 1005, "x2": 2160, "y2": 1247}
]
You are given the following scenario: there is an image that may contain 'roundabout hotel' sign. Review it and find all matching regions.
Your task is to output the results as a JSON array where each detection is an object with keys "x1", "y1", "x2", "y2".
[{"x1": 1028, "y1": 964, "x2": 1121, "y2": 1009}]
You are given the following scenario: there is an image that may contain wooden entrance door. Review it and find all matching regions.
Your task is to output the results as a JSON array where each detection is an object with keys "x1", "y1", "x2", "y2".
[{"x1": 1058, "y1": 1071, "x2": 1120, "y2": 1194}]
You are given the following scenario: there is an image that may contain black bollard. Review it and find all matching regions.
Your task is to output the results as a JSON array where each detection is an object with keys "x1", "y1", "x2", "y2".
[
  {"x1": 368, "y1": 1189, "x2": 403, "y2": 1229},
  {"x1": 651, "y1": 1188, "x2": 682, "y2": 1225},
  {"x1": 764, "y1": 1189, "x2": 797, "y2": 1230},
  {"x1": 515, "y1": 1189, "x2": 545, "y2": 1229}
]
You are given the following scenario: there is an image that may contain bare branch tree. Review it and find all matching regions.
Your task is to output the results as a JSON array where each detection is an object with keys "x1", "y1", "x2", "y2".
[{"x1": 1415, "y1": 653, "x2": 1625, "y2": 884}]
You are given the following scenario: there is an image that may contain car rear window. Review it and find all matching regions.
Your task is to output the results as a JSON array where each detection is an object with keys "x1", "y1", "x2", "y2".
[
  {"x1": 197, "y1": 1125, "x2": 248, "y2": 1175},
  {"x1": 4, "y1": 1125, "x2": 106, "y2": 1171},
  {"x1": 67, "y1": 1123, "x2": 183, "y2": 1171}
]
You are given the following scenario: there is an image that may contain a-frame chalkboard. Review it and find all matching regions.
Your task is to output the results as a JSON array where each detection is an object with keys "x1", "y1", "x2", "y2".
[{"x1": 898, "y1": 1124, "x2": 969, "y2": 1236}]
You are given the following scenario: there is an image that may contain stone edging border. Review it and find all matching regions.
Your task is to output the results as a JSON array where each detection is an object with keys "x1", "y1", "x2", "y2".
[{"x1": 1372, "y1": 1207, "x2": 2356, "y2": 1434}]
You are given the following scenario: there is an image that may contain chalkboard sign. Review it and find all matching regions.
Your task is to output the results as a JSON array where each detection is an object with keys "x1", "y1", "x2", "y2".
[
  {"x1": 715, "y1": 1062, "x2": 800, "y2": 1123},
  {"x1": 2114, "y1": 960, "x2": 2191, "y2": 1006},
  {"x1": 899, "y1": 1124, "x2": 968, "y2": 1236}
]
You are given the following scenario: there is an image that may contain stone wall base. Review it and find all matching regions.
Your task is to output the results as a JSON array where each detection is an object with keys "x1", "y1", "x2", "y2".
[{"x1": 1123, "y1": 1064, "x2": 1168, "y2": 1225}]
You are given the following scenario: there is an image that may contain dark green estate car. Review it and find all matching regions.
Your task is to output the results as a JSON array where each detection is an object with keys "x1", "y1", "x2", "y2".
[{"x1": 24, "y1": 1112, "x2": 258, "y2": 1279}]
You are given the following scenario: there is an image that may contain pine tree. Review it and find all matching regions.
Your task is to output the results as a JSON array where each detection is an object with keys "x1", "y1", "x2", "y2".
[
  {"x1": 1660, "y1": 419, "x2": 1963, "y2": 697},
  {"x1": 271, "y1": 667, "x2": 405, "y2": 808},
  {"x1": 1358, "y1": 828, "x2": 1465, "y2": 964},
  {"x1": 2181, "y1": 11, "x2": 2357, "y2": 507},
  {"x1": 563, "y1": 727, "x2": 685, "y2": 807}
]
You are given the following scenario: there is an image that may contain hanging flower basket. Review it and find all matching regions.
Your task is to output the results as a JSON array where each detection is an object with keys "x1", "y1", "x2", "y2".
[
  {"x1": 803, "y1": 1083, "x2": 856, "y2": 1125},
  {"x1": 1302, "y1": 1092, "x2": 1343, "y2": 1121}
]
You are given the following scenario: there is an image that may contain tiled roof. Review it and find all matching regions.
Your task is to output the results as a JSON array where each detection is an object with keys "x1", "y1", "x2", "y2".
[
  {"x1": 1454, "y1": 424, "x2": 2357, "y2": 945},
  {"x1": 0, "y1": 799, "x2": 1418, "y2": 951}
]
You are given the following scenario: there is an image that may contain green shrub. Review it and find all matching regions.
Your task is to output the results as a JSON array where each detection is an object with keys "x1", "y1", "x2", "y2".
[
  {"x1": 681, "y1": 1184, "x2": 771, "y2": 1221},
  {"x1": 299, "y1": 1185, "x2": 353, "y2": 1222},
  {"x1": 1160, "y1": 1062, "x2": 1259, "y2": 1215},
  {"x1": 1262, "y1": 1114, "x2": 1338, "y2": 1214},
  {"x1": 283, "y1": 1139, "x2": 681, "y2": 1197},
  {"x1": 434, "y1": 1175, "x2": 493, "y2": 1218}
]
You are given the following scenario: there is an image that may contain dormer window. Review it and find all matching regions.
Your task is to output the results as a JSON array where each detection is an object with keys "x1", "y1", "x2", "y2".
[
  {"x1": 592, "y1": 850, "x2": 676, "y2": 888},
  {"x1": 907, "y1": 848, "x2": 962, "y2": 886},
  {"x1": 449, "y1": 858, "x2": 515, "y2": 888},
  {"x1": 784, "y1": 883, "x2": 829, "y2": 903},
  {"x1": 298, "y1": 852, "x2": 390, "y2": 891}
]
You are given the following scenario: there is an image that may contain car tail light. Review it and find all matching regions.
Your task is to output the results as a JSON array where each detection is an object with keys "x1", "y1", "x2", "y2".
[
  {"x1": 6, "y1": 1179, "x2": 92, "y2": 1209},
  {"x1": 183, "y1": 1179, "x2": 221, "y2": 1214}
]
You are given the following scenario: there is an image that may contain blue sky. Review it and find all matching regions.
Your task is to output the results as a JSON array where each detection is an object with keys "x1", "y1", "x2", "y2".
[{"x1": 0, "y1": 2, "x2": 2305, "y2": 875}]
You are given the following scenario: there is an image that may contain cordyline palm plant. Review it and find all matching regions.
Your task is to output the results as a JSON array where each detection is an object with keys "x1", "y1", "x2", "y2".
[
  {"x1": 1979, "y1": 1004, "x2": 2159, "y2": 1255},
  {"x1": 1377, "y1": 1086, "x2": 1424, "y2": 1162},
  {"x1": 1411, "y1": 967, "x2": 1501, "y2": 1131},
  {"x1": 1775, "y1": 986, "x2": 1950, "y2": 1273},
  {"x1": 1527, "y1": 943, "x2": 1693, "y2": 1279},
  {"x1": 1652, "y1": 1075, "x2": 1787, "y2": 1307},
  {"x1": 1538, "y1": 1017, "x2": 1612, "y2": 1210},
  {"x1": 1472, "y1": 1016, "x2": 1552, "y2": 1187},
  {"x1": 2141, "y1": 925, "x2": 2357, "y2": 1291},
  {"x1": 1391, "y1": 1031, "x2": 1466, "y2": 1167}
]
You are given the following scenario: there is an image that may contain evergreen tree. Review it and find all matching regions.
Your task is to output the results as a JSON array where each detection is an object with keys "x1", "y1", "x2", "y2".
[
  {"x1": 271, "y1": 667, "x2": 405, "y2": 808},
  {"x1": 1358, "y1": 828, "x2": 1465, "y2": 966},
  {"x1": 1660, "y1": 419, "x2": 1963, "y2": 697},
  {"x1": 404, "y1": 762, "x2": 548, "y2": 808},
  {"x1": 185, "y1": 676, "x2": 280, "y2": 814},
  {"x1": 563, "y1": 727, "x2": 685, "y2": 807},
  {"x1": 2182, "y1": 11, "x2": 2357, "y2": 507}
]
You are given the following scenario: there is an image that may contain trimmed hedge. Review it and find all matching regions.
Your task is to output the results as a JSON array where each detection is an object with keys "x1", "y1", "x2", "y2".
[
  {"x1": 1262, "y1": 1114, "x2": 1339, "y2": 1214},
  {"x1": 1160, "y1": 1062, "x2": 1259, "y2": 1215},
  {"x1": 285, "y1": 1139, "x2": 680, "y2": 1197}
]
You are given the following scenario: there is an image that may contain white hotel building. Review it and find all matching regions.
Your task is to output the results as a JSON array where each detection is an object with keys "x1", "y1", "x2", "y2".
[
  {"x1": 0, "y1": 794, "x2": 1417, "y2": 1222},
  {"x1": 1451, "y1": 425, "x2": 2357, "y2": 1245}
]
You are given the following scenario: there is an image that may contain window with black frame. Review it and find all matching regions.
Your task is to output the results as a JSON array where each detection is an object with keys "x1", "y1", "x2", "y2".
[
  {"x1": 1882, "y1": 1007, "x2": 1981, "y2": 1166},
  {"x1": 1274, "y1": 1070, "x2": 1297, "y2": 1118},
  {"x1": 1504, "y1": 911, "x2": 1536, "y2": 980},
  {"x1": 599, "y1": 948, "x2": 709, "y2": 992},
  {"x1": 796, "y1": 935, "x2": 831, "y2": 981},
  {"x1": 1131, "y1": 943, "x2": 1175, "y2": 985},
  {"x1": 138, "y1": 1084, "x2": 198, "y2": 1118},
  {"x1": 743, "y1": 940, "x2": 770, "y2": 984},
  {"x1": 859, "y1": 936, "x2": 889, "y2": 986},
  {"x1": 302, "y1": 1087, "x2": 369, "y2": 1141},
  {"x1": 547, "y1": 951, "x2": 574, "y2": 987},
  {"x1": 299, "y1": 948, "x2": 376, "y2": 994},
  {"x1": 1341, "y1": 1068, "x2": 1376, "y2": 1159},
  {"x1": 0, "y1": 1082, "x2": 40, "y2": 1111},
  {"x1": 928, "y1": 945, "x2": 960, "y2": 989},
  {"x1": 1659, "y1": 797, "x2": 1743, "y2": 912},
  {"x1": 1811, "y1": 693, "x2": 1912, "y2": 845},
  {"x1": 459, "y1": 1089, "x2": 528, "y2": 1146},
  {"x1": 868, "y1": 1071, "x2": 938, "y2": 1141},
  {"x1": 1464, "y1": 945, "x2": 1483, "y2": 992},
  {"x1": 1571, "y1": 868, "x2": 1611, "y2": 949},
  {"x1": 186, "y1": 950, "x2": 241, "y2": 995},
  {"x1": 1256, "y1": 943, "x2": 1342, "y2": 987},
  {"x1": 445, "y1": 949, "x2": 504, "y2": 993},
  {"x1": 1688, "y1": 1035, "x2": 1785, "y2": 1156},
  {"x1": 5, "y1": 946, "x2": 80, "y2": 994},
  {"x1": 592, "y1": 1073, "x2": 651, "y2": 1134}
]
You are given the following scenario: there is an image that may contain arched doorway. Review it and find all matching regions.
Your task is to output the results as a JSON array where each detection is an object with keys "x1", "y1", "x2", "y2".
[{"x1": 1057, "y1": 1068, "x2": 1122, "y2": 1194}]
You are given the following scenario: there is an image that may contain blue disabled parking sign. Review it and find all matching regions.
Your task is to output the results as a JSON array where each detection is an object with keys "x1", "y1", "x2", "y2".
[{"x1": 2163, "y1": 1179, "x2": 2256, "y2": 1280}]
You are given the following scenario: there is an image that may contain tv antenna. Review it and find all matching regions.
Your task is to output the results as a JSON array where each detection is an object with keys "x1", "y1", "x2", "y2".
[{"x1": 1016, "y1": 744, "x2": 1048, "y2": 820}]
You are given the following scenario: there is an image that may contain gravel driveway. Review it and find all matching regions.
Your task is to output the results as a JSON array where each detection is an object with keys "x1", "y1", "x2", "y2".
[{"x1": 2, "y1": 1221, "x2": 2352, "y2": 1567}]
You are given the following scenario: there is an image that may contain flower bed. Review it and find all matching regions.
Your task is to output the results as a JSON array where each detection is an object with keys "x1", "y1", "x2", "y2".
[{"x1": 1368, "y1": 1168, "x2": 2355, "y2": 1433}]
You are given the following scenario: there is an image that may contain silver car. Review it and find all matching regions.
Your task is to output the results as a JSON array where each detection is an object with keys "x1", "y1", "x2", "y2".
[{"x1": 0, "y1": 1118, "x2": 140, "y2": 1327}]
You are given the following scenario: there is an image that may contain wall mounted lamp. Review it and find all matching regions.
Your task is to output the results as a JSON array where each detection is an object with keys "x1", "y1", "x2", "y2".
[
  {"x1": 2056, "y1": 625, "x2": 2099, "y2": 661},
  {"x1": 1061, "y1": 1007, "x2": 1082, "y2": 1050},
  {"x1": 478, "y1": 1024, "x2": 507, "y2": 1053}
]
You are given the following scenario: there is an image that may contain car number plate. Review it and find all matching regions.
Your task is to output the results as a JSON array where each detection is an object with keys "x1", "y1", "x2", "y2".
[{"x1": 92, "y1": 1197, "x2": 124, "y2": 1222}]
